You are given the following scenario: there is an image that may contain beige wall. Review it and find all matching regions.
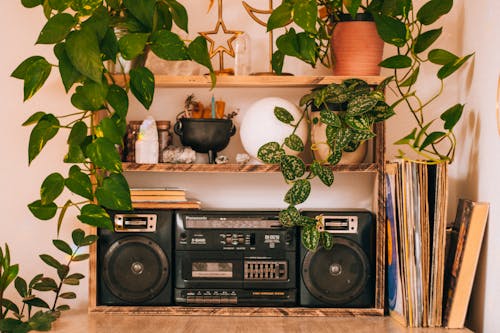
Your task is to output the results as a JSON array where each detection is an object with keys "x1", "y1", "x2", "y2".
[{"x1": 1, "y1": 1, "x2": 498, "y2": 332}]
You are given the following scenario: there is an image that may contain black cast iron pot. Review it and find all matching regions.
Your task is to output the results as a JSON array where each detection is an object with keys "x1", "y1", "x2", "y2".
[{"x1": 174, "y1": 118, "x2": 236, "y2": 164}]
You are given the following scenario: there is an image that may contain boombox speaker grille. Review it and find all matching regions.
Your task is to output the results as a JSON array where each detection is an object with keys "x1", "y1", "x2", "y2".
[
  {"x1": 102, "y1": 236, "x2": 169, "y2": 303},
  {"x1": 302, "y1": 237, "x2": 370, "y2": 305}
]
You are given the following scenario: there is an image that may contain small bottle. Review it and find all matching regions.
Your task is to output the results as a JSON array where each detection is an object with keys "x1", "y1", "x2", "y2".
[
  {"x1": 135, "y1": 116, "x2": 159, "y2": 164},
  {"x1": 234, "y1": 33, "x2": 252, "y2": 76}
]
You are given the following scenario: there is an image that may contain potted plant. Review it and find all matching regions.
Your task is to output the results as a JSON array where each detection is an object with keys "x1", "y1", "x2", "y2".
[
  {"x1": 266, "y1": 0, "x2": 390, "y2": 75},
  {"x1": 258, "y1": 78, "x2": 395, "y2": 250},
  {"x1": 2, "y1": 0, "x2": 214, "y2": 331}
]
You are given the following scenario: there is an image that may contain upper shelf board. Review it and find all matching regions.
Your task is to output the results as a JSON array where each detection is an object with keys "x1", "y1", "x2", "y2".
[{"x1": 111, "y1": 75, "x2": 386, "y2": 88}]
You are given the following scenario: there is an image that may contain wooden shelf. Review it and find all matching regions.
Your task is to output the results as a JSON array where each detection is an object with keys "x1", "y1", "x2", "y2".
[
  {"x1": 122, "y1": 162, "x2": 379, "y2": 173},
  {"x1": 111, "y1": 74, "x2": 385, "y2": 88}
]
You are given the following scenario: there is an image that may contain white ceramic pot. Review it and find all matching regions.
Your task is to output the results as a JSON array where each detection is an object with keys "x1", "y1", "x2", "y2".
[{"x1": 310, "y1": 122, "x2": 368, "y2": 164}]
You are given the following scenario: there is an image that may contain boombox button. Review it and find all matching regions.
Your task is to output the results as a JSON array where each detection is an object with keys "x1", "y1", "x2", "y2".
[{"x1": 229, "y1": 296, "x2": 237, "y2": 304}]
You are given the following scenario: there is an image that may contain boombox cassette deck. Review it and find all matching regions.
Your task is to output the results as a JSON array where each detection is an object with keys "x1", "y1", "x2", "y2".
[{"x1": 97, "y1": 209, "x2": 375, "y2": 308}]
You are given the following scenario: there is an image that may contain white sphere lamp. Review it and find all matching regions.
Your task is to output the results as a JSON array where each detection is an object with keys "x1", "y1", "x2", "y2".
[{"x1": 240, "y1": 97, "x2": 307, "y2": 163}]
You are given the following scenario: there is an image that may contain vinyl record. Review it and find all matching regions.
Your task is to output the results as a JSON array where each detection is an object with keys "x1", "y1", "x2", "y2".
[
  {"x1": 102, "y1": 236, "x2": 169, "y2": 303},
  {"x1": 301, "y1": 237, "x2": 370, "y2": 305}
]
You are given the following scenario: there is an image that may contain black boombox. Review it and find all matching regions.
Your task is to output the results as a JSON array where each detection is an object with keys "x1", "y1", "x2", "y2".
[{"x1": 97, "y1": 210, "x2": 375, "y2": 308}]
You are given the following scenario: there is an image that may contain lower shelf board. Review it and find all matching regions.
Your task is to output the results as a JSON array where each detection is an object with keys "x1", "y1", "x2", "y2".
[{"x1": 90, "y1": 306, "x2": 384, "y2": 317}]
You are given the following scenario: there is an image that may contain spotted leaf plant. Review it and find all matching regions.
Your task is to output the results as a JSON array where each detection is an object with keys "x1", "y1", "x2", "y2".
[{"x1": 258, "y1": 79, "x2": 395, "y2": 250}]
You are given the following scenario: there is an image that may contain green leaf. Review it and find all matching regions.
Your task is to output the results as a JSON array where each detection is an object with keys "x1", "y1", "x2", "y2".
[
  {"x1": 373, "y1": 13, "x2": 408, "y2": 47},
  {"x1": 166, "y1": 0, "x2": 188, "y2": 33},
  {"x1": 414, "y1": 28, "x2": 442, "y2": 54},
  {"x1": 52, "y1": 239, "x2": 73, "y2": 256},
  {"x1": 420, "y1": 131, "x2": 446, "y2": 150},
  {"x1": 150, "y1": 30, "x2": 188, "y2": 60},
  {"x1": 395, "y1": 128, "x2": 417, "y2": 145},
  {"x1": 24, "y1": 297, "x2": 50, "y2": 309},
  {"x1": 123, "y1": 0, "x2": 155, "y2": 29},
  {"x1": 71, "y1": 80, "x2": 109, "y2": 111},
  {"x1": 101, "y1": 27, "x2": 119, "y2": 62},
  {"x1": 65, "y1": 29, "x2": 103, "y2": 83},
  {"x1": 80, "y1": 235, "x2": 98, "y2": 246},
  {"x1": 72, "y1": 229, "x2": 85, "y2": 246},
  {"x1": 437, "y1": 53, "x2": 474, "y2": 80},
  {"x1": 344, "y1": 115, "x2": 372, "y2": 133},
  {"x1": 320, "y1": 232, "x2": 334, "y2": 250},
  {"x1": 71, "y1": 253, "x2": 90, "y2": 262},
  {"x1": 428, "y1": 49, "x2": 458, "y2": 65},
  {"x1": 107, "y1": 85, "x2": 129, "y2": 118},
  {"x1": 57, "y1": 265, "x2": 69, "y2": 280},
  {"x1": 37, "y1": 13, "x2": 76, "y2": 44},
  {"x1": 280, "y1": 155, "x2": 306, "y2": 181},
  {"x1": 67, "y1": 121, "x2": 88, "y2": 146},
  {"x1": 379, "y1": 55, "x2": 412, "y2": 69},
  {"x1": 302, "y1": 224, "x2": 320, "y2": 251},
  {"x1": 271, "y1": 50, "x2": 285, "y2": 75},
  {"x1": 400, "y1": 66, "x2": 420, "y2": 87},
  {"x1": 65, "y1": 165, "x2": 93, "y2": 200},
  {"x1": 440, "y1": 104, "x2": 464, "y2": 130},
  {"x1": 54, "y1": 43, "x2": 83, "y2": 92},
  {"x1": 80, "y1": 6, "x2": 110, "y2": 41},
  {"x1": 347, "y1": 95, "x2": 378, "y2": 115},
  {"x1": 296, "y1": 32, "x2": 317, "y2": 65},
  {"x1": 39, "y1": 254, "x2": 62, "y2": 269},
  {"x1": 28, "y1": 114, "x2": 59, "y2": 164},
  {"x1": 417, "y1": 0, "x2": 453, "y2": 25},
  {"x1": 77, "y1": 204, "x2": 113, "y2": 229},
  {"x1": 320, "y1": 111, "x2": 341, "y2": 127},
  {"x1": 278, "y1": 206, "x2": 300, "y2": 227},
  {"x1": 1, "y1": 298, "x2": 20, "y2": 315},
  {"x1": 22, "y1": 0, "x2": 42, "y2": 8},
  {"x1": 118, "y1": 33, "x2": 150, "y2": 60},
  {"x1": 328, "y1": 148, "x2": 343, "y2": 165},
  {"x1": 188, "y1": 36, "x2": 215, "y2": 86},
  {"x1": 57, "y1": 200, "x2": 72, "y2": 236},
  {"x1": 296, "y1": 215, "x2": 317, "y2": 227},
  {"x1": 11, "y1": 56, "x2": 45, "y2": 79},
  {"x1": 284, "y1": 134, "x2": 304, "y2": 152},
  {"x1": 284, "y1": 179, "x2": 311, "y2": 205},
  {"x1": 335, "y1": 127, "x2": 353, "y2": 150},
  {"x1": 21, "y1": 58, "x2": 52, "y2": 101},
  {"x1": 70, "y1": 0, "x2": 101, "y2": 15},
  {"x1": 22, "y1": 111, "x2": 46, "y2": 127},
  {"x1": 415, "y1": 121, "x2": 435, "y2": 146},
  {"x1": 276, "y1": 28, "x2": 300, "y2": 58},
  {"x1": 86, "y1": 138, "x2": 123, "y2": 173},
  {"x1": 293, "y1": 0, "x2": 317, "y2": 33},
  {"x1": 129, "y1": 67, "x2": 155, "y2": 110},
  {"x1": 311, "y1": 161, "x2": 334, "y2": 186},
  {"x1": 59, "y1": 292, "x2": 76, "y2": 299},
  {"x1": 267, "y1": 2, "x2": 293, "y2": 31},
  {"x1": 49, "y1": 0, "x2": 71, "y2": 11},
  {"x1": 40, "y1": 172, "x2": 65, "y2": 205},
  {"x1": 67, "y1": 273, "x2": 85, "y2": 280},
  {"x1": 62, "y1": 277, "x2": 80, "y2": 285},
  {"x1": 28, "y1": 200, "x2": 57, "y2": 220},
  {"x1": 369, "y1": 101, "x2": 396, "y2": 122},
  {"x1": 97, "y1": 118, "x2": 124, "y2": 145},
  {"x1": 257, "y1": 142, "x2": 285, "y2": 164},
  {"x1": 345, "y1": 0, "x2": 363, "y2": 18},
  {"x1": 28, "y1": 310, "x2": 57, "y2": 330},
  {"x1": 15, "y1": 277, "x2": 28, "y2": 297},
  {"x1": 95, "y1": 173, "x2": 132, "y2": 210},
  {"x1": 32, "y1": 277, "x2": 58, "y2": 291},
  {"x1": 29, "y1": 274, "x2": 44, "y2": 289},
  {"x1": 274, "y1": 106, "x2": 295, "y2": 124},
  {"x1": 56, "y1": 305, "x2": 71, "y2": 311},
  {"x1": 326, "y1": 124, "x2": 340, "y2": 144}
]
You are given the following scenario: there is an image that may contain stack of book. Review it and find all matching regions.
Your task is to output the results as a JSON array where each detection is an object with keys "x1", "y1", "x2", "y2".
[
  {"x1": 386, "y1": 161, "x2": 489, "y2": 328},
  {"x1": 130, "y1": 187, "x2": 201, "y2": 209}
]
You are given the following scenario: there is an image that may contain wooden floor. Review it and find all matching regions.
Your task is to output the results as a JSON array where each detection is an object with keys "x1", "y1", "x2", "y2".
[{"x1": 50, "y1": 308, "x2": 473, "y2": 333}]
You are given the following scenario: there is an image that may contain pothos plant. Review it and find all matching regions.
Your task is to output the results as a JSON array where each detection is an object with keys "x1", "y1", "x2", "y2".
[
  {"x1": 257, "y1": 78, "x2": 395, "y2": 250},
  {"x1": 3, "y1": 0, "x2": 214, "y2": 331}
]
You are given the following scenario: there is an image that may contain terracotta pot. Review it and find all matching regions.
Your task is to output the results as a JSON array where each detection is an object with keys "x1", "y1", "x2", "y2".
[{"x1": 331, "y1": 14, "x2": 384, "y2": 76}]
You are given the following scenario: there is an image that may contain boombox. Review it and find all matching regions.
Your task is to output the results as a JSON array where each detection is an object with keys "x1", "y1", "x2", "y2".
[
  {"x1": 299, "y1": 211, "x2": 375, "y2": 307},
  {"x1": 174, "y1": 210, "x2": 297, "y2": 306},
  {"x1": 97, "y1": 209, "x2": 174, "y2": 306},
  {"x1": 96, "y1": 209, "x2": 374, "y2": 308}
]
